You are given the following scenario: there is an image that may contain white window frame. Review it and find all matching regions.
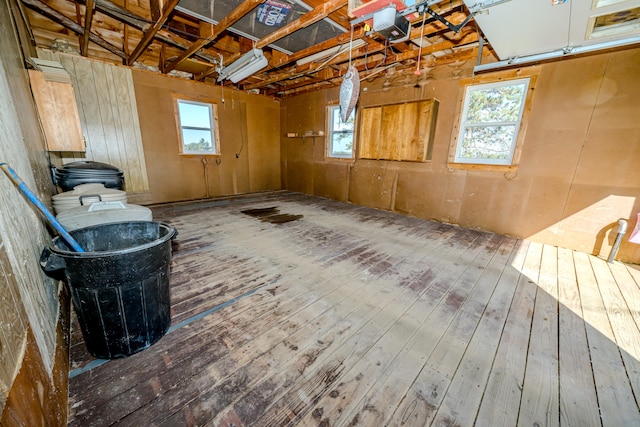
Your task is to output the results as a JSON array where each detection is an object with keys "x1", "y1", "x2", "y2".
[
  {"x1": 175, "y1": 98, "x2": 220, "y2": 156},
  {"x1": 454, "y1": 78, "x2": 530, "y2": 166},
  {"x1": 327, "y1": 105, "x2": 355, "y2": 159}
]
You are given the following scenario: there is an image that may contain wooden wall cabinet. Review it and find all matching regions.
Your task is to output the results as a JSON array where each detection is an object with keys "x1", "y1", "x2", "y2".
[
  {"x1": 28, "y1": 69, "x2": 85, "y2": 152},
  {"x1": 358, "y1": 98, "x2": 439, "y2": 162}
]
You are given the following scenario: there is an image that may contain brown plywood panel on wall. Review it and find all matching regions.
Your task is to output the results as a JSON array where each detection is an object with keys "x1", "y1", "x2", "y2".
[
  {"x1": 380, "y1": 103, "x2": 404, "y2": 161},
  {"x1": 132, "y1": 69, "x2": 279, "y2": 203},
  {"x1": 398, "y1": 101, "x2": 417, "y2": 161},
  {"x1": 573, "y1": 128, "x2": 640, "y2": 187},
  {"x1": 358, "y1": 107, "x2": 381, "y2": 159},
  {"x1": 286, "y1": 159, "x2": 314, "y2": 194},
  {"x1": 393, "y1": 169, "x2": 467, "y2": 224},
  {"x1": 313, "y1": 162, "x2": 350, "y2": 202},
  {"x1": 247, "y1": 100, "x2": 281, "y2": 192},
  {"x1": 28, "y1": 70, "x2": 84, "y2": 152},
  {"x1": 217, "y1": 101, "x2": 251, "y2": 196},
  {"x1": 348, "y1": 161, "x2": 396, "y2": 211}
]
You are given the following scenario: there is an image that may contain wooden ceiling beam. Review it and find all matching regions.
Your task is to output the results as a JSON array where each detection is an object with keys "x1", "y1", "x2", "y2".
[
  {"x1": 74, "y1": 1, "x2": 83, "y2": 50},
  {"x1": 243, "y1": 38, "x2": 387, "y2": 90},
  {"x1": 81, "y1": 0, "x2": 96, "y2": 56},
  {"x1": 196, "y1": 0, "x2": 348, "y2": 81},
  {"x1": 149, "y1": 0, "x2": 162, "y2": 21},
  {"x1": 123, "y1": 0, "x2": 129, "y2": 57},
  {"x1": 20, "y1": 0, "x2": 126, "y2": 59},
  {"x1": 302, "y1": 0, "x2": 351, "y2": 30},
  {"x1": 250, "y1": 27, "x2": 477, "y2": 92},
  {"x1": 91, "y1": 0, "x2": 218, "y2": 65},
  {"x1": 94, "y1": 0, "x2": 149, "y2": 29},
  {"x1": 268, "y1": 27, "x2": 367, "y2": 70},
  {"x1": 256, "y1": 8, "x2": 471, "y2": 88},
  {"x1": 263, "y1": 76, "x2": 324, "y2": 96},
  {"x1": 164, "y1": 0, "x2": 262, "y2": 74},
  {"x1": 127, "y1": 0, "x2": 179, "y2": 65},
  {"x1": 256, "y1": 0, "x2": 348, "y2": 49}
]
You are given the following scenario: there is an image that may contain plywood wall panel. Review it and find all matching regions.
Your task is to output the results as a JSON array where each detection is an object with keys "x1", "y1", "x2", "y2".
[
  {"x1": 379, "y1": 104, "x2": 404, "y2": 161},
  {"x1": 574, "y1": 128, "x2": 640, "y2": 186},
  {"x1": 247, "y1": 99, "x2": 281, "y2": 192},
  {"x1": 347, "y1": 161, "x2": 397, "y2": 211},
  {"x1": 394, "y1": 169, "x2": 467, "y2": 224},
  {"x1": 313, "y1": 162, "x2": 350, "y2": 202},
  {"x1": 358, "y1": 107, "x2": 381, "y2": 159},
  {"x1": 285, "y1": 160, "x2": 314, "y2": 194},
  {"x1": 132, "y1": 70, "x2": 280, "y2": 204}
]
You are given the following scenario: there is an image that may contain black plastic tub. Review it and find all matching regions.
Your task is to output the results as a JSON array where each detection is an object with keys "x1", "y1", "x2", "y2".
[
  {"x1": 54, "y1": 161, "x2": 125, "y2": 191},
  {"x1": 41, "y1": 221, "x2": 177, "y2": 359}
]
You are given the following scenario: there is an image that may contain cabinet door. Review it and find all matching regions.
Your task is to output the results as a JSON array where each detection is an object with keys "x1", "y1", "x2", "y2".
[
  {"x1": 358, "y1": 106, "x2": 382, "y2": 159},
  {"x1": 358, "y1": 99, "x2": 438, "y2": 162},
  {"x1": 29, "y1": 70, "x2": 85, "y2": 152}
]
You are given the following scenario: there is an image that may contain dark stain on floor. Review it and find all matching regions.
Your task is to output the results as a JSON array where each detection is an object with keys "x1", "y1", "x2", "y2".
[{"x1": 242, "y1": 207, "x2": 303, "y2": 224}]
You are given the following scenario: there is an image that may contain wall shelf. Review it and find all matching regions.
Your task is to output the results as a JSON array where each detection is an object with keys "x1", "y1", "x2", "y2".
[{"x1": 286, "y1": 131, "x2": 325, "y2": 138}]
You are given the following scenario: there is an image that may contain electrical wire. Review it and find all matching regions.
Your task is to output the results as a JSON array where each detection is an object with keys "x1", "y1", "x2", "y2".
[
  {"x1": 236, "y1": 93, "x2": 246, "y2": 159},
  {"x1": 364, "y1": 38, "x2": 388, "y2": 72},
  {"x1": 348, "y1": 25, "x2": 354, "y2": 67}
]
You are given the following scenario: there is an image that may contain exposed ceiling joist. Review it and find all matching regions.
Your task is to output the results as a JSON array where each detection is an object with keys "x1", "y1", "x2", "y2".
[
  {"x1": 256, "y1": 0, "x2": 348, "y2": 49},
  {"x1": 164, "y1": 0, "x2": 263, "y2": 74},
  {"x1": 196, "y1": 0, "x2": 349, "y2": 81},
  {"x1": 21, "y1": 0, "x2": 126, "y2": 59},
  {"x1": 89, "y1": 0, "x2": 218, "y2": 65},
  {"x1": 81, "y1": 0, "x2": 95, "y2": 56},
  {"x1": 127, "y1": 0, "x2": 180, "y2": 65}
]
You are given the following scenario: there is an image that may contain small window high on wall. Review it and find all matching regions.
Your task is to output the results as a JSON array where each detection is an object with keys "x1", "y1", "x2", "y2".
[
  {"x1": 453, "y1": 77, "x2": 530, "y2": 166},
  {"x1": 328, "y1": 105, "x2": 355, "y2": 159},
  {"x1": 176, "y1": 98, "x2": 220, "y2": 155}
]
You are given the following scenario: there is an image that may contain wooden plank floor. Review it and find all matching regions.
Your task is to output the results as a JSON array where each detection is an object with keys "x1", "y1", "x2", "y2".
[{"x1": 67, "y1": 191, "x2": 640, "y2": 426}]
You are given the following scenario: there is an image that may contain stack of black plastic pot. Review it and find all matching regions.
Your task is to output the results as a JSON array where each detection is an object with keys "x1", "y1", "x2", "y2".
[{"x1": 54, "y1": 161, "x2": 124, "y2": 191}]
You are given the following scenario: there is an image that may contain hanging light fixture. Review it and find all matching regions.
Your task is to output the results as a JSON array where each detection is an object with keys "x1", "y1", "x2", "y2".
[{"x1": 217, "y1": 49, "x2": 268, "y2": 84}]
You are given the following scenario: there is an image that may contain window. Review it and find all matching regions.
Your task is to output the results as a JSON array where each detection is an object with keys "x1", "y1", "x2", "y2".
[
  {"x1": 453, "y1": 78, "x2": 530, "y2": 166},
  {"x1": 176, "y1": 99, "x2": 220, "y2": 155},
  {"x1": 328, "y1": 105, "x2": 355, "y2": 158}
]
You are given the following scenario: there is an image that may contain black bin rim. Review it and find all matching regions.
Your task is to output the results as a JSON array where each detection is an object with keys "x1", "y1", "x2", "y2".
[{"x1": 49, "y1": 221, "x2": 176, "y2": 259}]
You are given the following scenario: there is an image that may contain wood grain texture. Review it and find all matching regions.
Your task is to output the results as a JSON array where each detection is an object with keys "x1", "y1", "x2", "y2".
[
  {"x1": 358, "y1": 106, "x2": 381, "y2": 159},
  {"x1": 28, "y1": 70, "x2": 84, "y2": 152},
  {"x1": 66, "y1": 192, "x2": 640, "y2": 426},
  {"x1": 557, "y1": 247, "x2": 600, "y2": 427},
  {"x1": 358, "y1": 99, "x2": 437, "y2": 162},
  {"x1": 0, "y1": 242, "x2": 28, "y2": 409},
  {"x1": 37, "y1": 49, "x2": 150, "y2": 194}
]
